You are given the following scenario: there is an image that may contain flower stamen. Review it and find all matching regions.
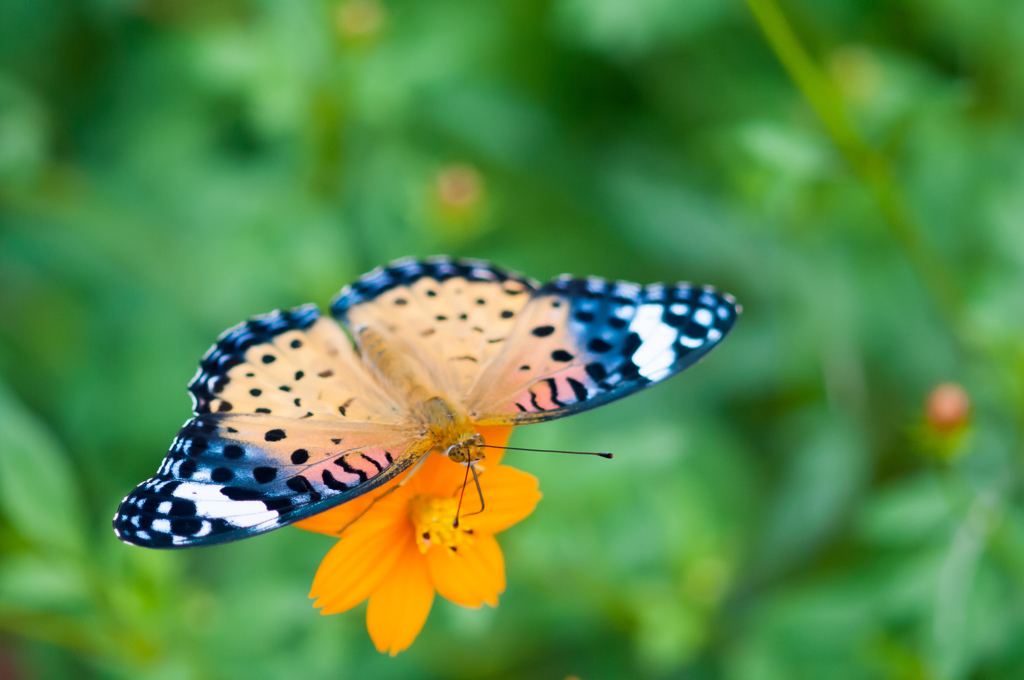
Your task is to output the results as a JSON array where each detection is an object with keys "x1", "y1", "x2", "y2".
[{"x1": 408, "y1": 494, "x2": 474, "y2": 554}]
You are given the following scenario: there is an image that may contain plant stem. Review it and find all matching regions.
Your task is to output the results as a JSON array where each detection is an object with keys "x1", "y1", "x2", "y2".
[{"x1": 743, "y1": 0, "x2": 962, "y2": 329}]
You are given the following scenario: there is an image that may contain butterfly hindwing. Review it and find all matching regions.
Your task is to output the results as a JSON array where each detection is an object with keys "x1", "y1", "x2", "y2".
[
  {"x1": 113, "y1": 414, "x2": 426, "y2": 547},
  {"x1": 467, "y1": 275, "x2": 740, "y2": 424}
]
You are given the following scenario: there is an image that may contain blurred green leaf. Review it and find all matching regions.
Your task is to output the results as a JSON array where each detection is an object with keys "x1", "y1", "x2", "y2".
[
  {"x1": 0, "y1": 382, "x2": 85, "y2": 555},
  {"x1": 857, "y1": 473, "x2": 953, "y2": 546},
  {"x1": 0, "y1": 554, "x2": 90, "y2": 610},
  {"x1": 754, "y1": 410, "x2": 869, "y2": 576}
]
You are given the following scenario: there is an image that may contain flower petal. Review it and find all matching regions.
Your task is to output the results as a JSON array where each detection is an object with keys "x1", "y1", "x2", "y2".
[
  {"x1": 295, "y1": 494, "x2": 377, "y2": 536},
  {"x1": 425, "y1": 532, "x2": 505, "y2": 608},
  {"x1": 470, "y1": 465, "x2": 542, "y2": 535},
  {"x1": 402, "y1": 452, "x2": 464, "y2": 495},
  {"x1": 366, "y1": 539, "x2": 435, "y2": 656},
  {"x1": 309, "y1": 515, "x2": 412, "y2": 615}
]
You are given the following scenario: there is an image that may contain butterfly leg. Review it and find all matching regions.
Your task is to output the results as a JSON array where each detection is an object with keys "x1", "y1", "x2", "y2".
[{"x1": 453, "y1": 462, "x2": 485, "y2": 528}]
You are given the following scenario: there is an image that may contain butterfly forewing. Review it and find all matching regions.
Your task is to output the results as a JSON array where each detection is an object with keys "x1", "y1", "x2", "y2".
[
  {"x1": 190, "y1": 307, "x2": 400, "y2": 423},
  {"x1": 467, "y1": 276, "x2": 740, "y2": 424},
  {"x1": 331, "y1": 257, "x2": 538, "y2": 399},
  {"x1": 114, "y1": 414, "x2": 426, "y2": 547}
]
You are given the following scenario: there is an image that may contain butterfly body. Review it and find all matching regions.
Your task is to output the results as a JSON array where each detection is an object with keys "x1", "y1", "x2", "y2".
[
  {"x1": 114, "y1": 257, "x2": 739, "y2": 548},
  {"x1": 417, "y1": 396, "x2": 486, "y2": 465},
  {"x1": 357, "y1": 323, "x2": 488, "y2": 463}
]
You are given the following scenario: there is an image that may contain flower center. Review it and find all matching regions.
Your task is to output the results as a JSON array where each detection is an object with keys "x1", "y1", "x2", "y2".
[{"x1": 408, "y1": 494, "x2": 474, "y2": 554}]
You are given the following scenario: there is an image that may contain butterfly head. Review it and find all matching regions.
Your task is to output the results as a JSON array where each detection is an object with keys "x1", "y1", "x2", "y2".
[{"x1": 444, "y1": 432, "x2": 484, "y2": 464}]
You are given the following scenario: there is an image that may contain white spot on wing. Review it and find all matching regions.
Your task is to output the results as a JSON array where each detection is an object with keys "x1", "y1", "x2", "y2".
[
  {"x1": 152, "y1": 518, "x2": 171, "y2": 533},
  {"x1": 157, "y1": 501, "x2": 172, "y2": 515},
  {"x1": 171, "y1": 482, "x2": 280, "y2": 529},
  {"x1": 613, "y1": 281, "x2": 641, "y2": 300},
  {"x1": 630, "y1": 304, "x2": 678, "y2": 379},
  {"x1": 694, "y1": 308, "x2": 713, "y2": 327}
]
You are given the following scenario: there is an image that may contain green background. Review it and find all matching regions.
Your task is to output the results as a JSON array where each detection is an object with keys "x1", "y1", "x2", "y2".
[{"x1": 2, "y1": 0, "x2": 1024, "y2": 678}]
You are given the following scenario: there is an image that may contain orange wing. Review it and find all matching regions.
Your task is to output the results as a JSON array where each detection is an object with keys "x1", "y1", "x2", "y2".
[
  {"x1": 331, "y1": 257, "x2": 538, "y2": 400},
  {"x1": 189, "y1": 306, "x2": 400, "y2": 423},
  {"x1": 115, "y1": 305, "x2": 423, "y2": 548},
  {"x1": 466, "y1": 276, "x2": 740, "y2": 424}
]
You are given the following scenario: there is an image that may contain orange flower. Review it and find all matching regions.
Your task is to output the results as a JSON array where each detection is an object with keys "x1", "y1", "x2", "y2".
[{"x1": 294, "y1": 426, "x2": 541, "y2": 655}]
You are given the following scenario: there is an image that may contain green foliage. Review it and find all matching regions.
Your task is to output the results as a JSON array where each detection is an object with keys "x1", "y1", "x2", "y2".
[{"x1": 2, "y1": 0, "x2": 1023, "y2": 678}]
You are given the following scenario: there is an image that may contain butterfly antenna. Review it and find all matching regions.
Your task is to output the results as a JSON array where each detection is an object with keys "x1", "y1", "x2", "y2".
[{"x1": 481, "y1": 444, "x2": 613, "y2": 459}]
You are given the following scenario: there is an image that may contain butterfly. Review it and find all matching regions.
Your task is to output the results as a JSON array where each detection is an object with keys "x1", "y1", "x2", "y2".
[{"x1": 113, "y1": 256, "x2": 740, "y2": 548}]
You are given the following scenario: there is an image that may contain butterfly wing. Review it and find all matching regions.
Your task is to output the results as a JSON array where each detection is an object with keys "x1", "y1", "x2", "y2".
[
  {"x1": 114, "y1": 305, "x2": 422, "y2": 548},
  {"x1": 330, "y1": 256, "x2": 539, "y2": 400},
  {"x1": 188, "y1": 304, "x2": 399, "y2": 422},
  {"x1": 465, "y1": 275, "x2": 740, "y2": 424},
  {"x1": 115, "y1": 259, "x2": 739, "y2": 548},
  {"x1": 113, "y1": 415, "x2": 427, "y2": 548}
]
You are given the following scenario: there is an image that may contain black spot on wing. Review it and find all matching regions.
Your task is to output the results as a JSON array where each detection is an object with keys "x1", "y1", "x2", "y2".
[
  {"x1": 212, "y1": 467, "x2": 234, "y2": 483},
  {"x1": 545, "y1": 379, "x2": 565, "y2": 407},
  {"x1": 567, "y1": 377, "x2": 589, "y2": 402},
  {"x1": 322, "y1": 470, "x2": 348, "y2": 491},
  {"x1": 287, "y1": 475, "x2": 322, "y2": 501},
  {"x1": 253, "y1": 467, "x2": 278, "y2": 483},
  {"x1": 360, "y1": 453, "x2": 384, "y2": 474},
  {"x1": 334, "y1": 456, "x2": 368, "y2": 484},
  {"x1": 221, "y1": 486, "x2": 264, "y2": 501}
]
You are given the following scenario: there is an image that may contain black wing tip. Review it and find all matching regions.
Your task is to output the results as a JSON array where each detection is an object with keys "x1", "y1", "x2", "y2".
[{"x1": 111, "y1": 483, "x2": 235, "y2": 550}]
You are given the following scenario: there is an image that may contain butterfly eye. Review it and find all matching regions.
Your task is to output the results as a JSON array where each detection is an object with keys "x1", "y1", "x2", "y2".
[{"x1": 443, "y1": 443, "x2": 463, "y2": 462}]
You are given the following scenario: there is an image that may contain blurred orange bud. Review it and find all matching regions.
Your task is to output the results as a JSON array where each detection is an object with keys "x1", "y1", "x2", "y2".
[
  {"x1": 925, "y1": 383, "x2": 970, "y2": 434},
  {"x1": 423, "y1": 163, "x2": 490, "y2": 243},
  {"x1": 435, "y1": 164, "x2": 483, "y2": 211},
  {"x1": 336, "y1": 0, "x2": 385, "y2": 41}
]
